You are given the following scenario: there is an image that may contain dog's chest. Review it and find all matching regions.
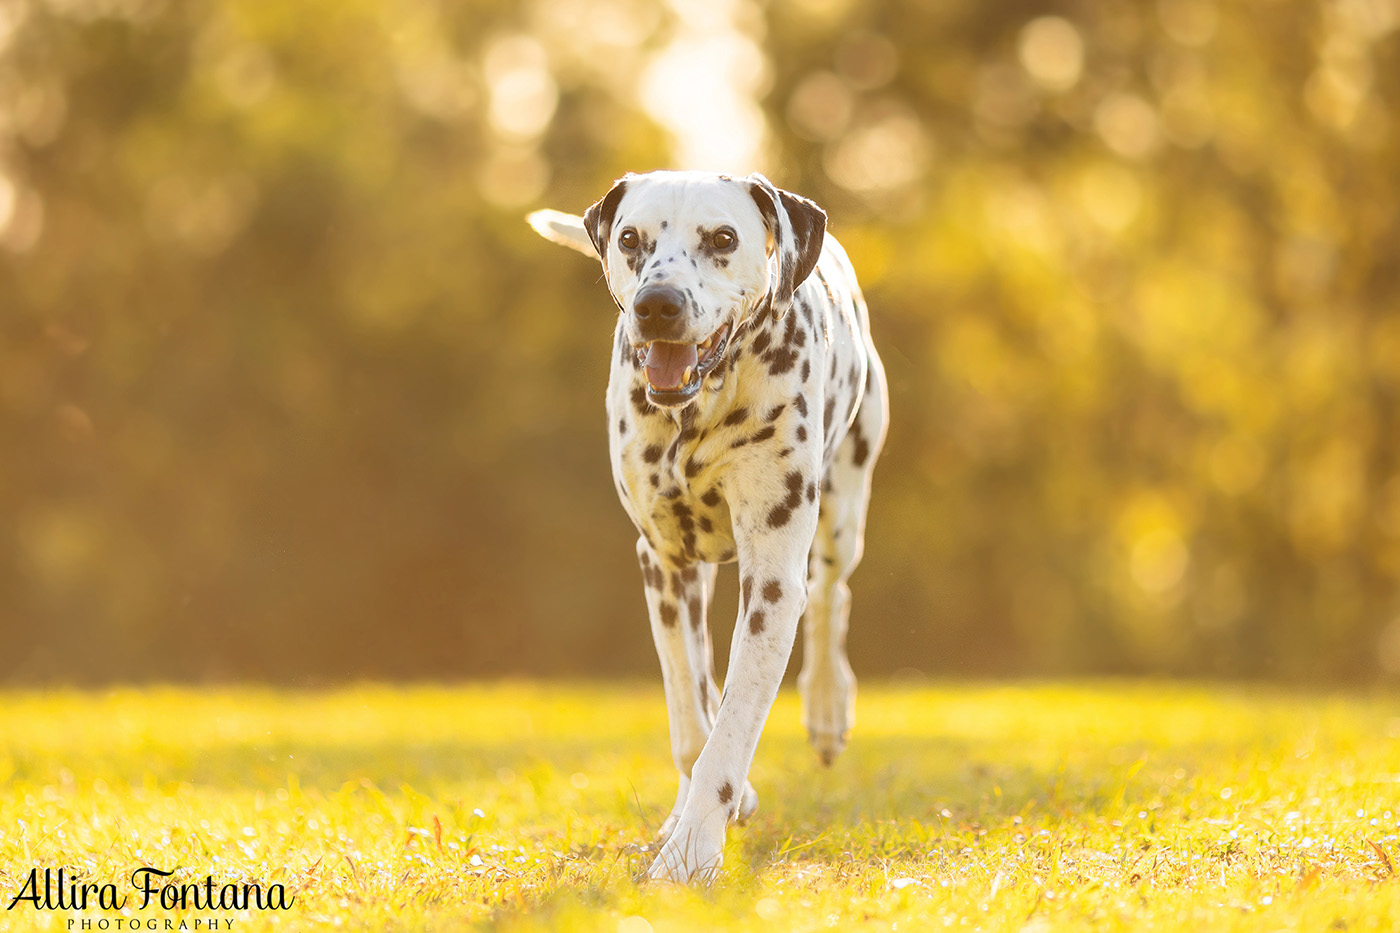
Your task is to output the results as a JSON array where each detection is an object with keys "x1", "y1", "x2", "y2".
[
  {"x1": 603, "y1": 255, "x2": 870, "y2": 567},
  {"x1": 612, "y1": 412, "x2": 743, "y2": 566}
]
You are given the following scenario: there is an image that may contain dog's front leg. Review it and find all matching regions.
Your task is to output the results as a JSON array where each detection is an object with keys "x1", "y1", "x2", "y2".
[
  {"x1": 646, "y1": 467, "x2": 819, "y2": 883},
  {"x1": 636, "y1": 542, "x2": 754, "y2": 843}
]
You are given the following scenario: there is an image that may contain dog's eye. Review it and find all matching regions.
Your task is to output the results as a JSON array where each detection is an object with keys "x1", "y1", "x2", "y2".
[
  {"x1": 618, "y1": 229, "x2": 641, "y2": 251},
  {"x1": 711, "y1": 229, "x2": 737, "y2": 251}
]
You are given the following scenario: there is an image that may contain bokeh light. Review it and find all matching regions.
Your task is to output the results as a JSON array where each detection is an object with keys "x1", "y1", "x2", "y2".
[{"x1": 1, "y1": 0, "x2": 1398, "y2": 684}]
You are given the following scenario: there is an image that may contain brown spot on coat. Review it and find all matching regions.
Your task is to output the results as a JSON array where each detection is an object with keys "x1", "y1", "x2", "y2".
[
  {"x1": 766, "y1": 470, "x2": 806, "y2": 529},
  {"x1": 851, "y1": 419, "x2": 871, "y2": 466},
  {"x1": 642, "y1": 561, "x2": 665, "y2": 590},
  {"x1": 765, "y1": 346, "x2": 798, "y2": 375}
]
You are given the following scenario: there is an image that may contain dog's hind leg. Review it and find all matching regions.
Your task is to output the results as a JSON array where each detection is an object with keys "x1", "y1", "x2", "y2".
[{"x1": 800, "y1": 349, "x2": 888, "y2": 766}]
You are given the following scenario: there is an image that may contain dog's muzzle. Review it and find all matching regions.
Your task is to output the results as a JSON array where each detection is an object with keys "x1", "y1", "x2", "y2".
[{"x1": 628, "y1": 285, "x2": 732, "y2": 406}]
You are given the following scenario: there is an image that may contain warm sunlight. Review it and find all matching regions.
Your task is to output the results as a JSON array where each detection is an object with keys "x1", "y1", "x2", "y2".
[
  {"x1": 5, "y1": 0, "x2": 1400, "y2": 926},
  {"x1": 639, "y1": 0, "x2": 768, "y2": 171}
]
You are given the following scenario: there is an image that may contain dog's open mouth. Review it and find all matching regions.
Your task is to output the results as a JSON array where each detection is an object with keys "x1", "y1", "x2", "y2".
[{"x1": 635, "y1": 323, "x2": 731, "y2": 404}]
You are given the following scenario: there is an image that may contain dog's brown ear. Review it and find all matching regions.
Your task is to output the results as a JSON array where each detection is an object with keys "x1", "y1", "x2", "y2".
[
  {"x1": 583, "y1": 177, "x2": 630, "y2": 269},
  {"x1": 745, "y1": 174, "x2": 827, "y2": 318}
]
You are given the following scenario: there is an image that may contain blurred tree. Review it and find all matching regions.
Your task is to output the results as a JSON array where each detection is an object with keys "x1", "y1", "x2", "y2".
[
  {"x1": 0, "y1": 0, "x2": 672, "y2": 681},
  {"x1": 0, "y1": 0, "x2": 1397, "y2": 683},
  {"x1": 758, "y1": 0, "x2": 1400, "y2": 680}
]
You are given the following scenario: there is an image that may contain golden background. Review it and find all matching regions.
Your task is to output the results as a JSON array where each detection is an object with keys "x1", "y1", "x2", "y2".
[{"x1": 2, "y1": 0, "x2": 1398, "y2": 682}]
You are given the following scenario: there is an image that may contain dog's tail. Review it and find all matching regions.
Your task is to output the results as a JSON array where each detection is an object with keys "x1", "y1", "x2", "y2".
[{"x1": 526, "y1": 210, "x2": 597, "y2": 258}]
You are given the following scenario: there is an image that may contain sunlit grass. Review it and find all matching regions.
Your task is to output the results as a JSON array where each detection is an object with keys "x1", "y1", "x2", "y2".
[{"x1": 1, "y1": 682, "x2": 1398, "y2": 931}]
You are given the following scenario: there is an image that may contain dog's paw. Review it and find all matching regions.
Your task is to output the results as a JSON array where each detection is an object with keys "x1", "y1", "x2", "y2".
[
  {"x1": 808, "y1": 727, "x2": 849, "y2": 767},
  {"x1": 656, "y1": 810, "x2": 681, "y2": 843},
  {"x1": 800, "y1": 657, "x2": 856, "y2": 766},
  {"x1": 645, "y1": 825, "x2": 725, "y2": 884},
  {"x1": 736, "y1": 781, "x2": 760, "y2": 823},
  {"x1": 658, "y1": 779, "x2": 758, "y2": 843}
]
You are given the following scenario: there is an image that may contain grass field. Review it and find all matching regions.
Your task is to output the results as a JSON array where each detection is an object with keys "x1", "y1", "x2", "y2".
[{"x1": 1, "y1": 682, "x2": 1398, "y2": 931}]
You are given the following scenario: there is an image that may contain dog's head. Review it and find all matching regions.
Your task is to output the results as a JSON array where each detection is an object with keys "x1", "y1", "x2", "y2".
[{"x1": 579, "y1": 171, "x2": 826, "y2": 407}]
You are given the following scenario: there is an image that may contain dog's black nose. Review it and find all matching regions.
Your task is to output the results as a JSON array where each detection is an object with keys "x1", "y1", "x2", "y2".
[
  {"x1": 633, "y1": 286, "x2": 685, "y2": 323},
  {"x1": 632, "y1": 286, "x2": 687, "y2": 340}
]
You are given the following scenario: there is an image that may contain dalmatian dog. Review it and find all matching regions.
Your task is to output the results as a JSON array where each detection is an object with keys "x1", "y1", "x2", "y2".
[{"x1": 528, "y1": 171, "x2": 887, "y2": 883}]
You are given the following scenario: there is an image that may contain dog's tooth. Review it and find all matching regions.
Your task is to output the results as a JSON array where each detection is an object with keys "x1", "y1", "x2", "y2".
[{"x1": 683, "y1": 366, "x2": 694, "y2": 384}]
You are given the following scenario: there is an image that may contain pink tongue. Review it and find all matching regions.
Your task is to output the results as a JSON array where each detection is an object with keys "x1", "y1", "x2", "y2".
[{"x1": 645, "y1": 341, "x2": 699, "y2": 389}]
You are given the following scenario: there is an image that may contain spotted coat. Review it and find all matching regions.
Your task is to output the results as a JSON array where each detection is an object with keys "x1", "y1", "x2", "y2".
[{"x1": 529, "y1": 171, "x2": 888, "y2": 884}]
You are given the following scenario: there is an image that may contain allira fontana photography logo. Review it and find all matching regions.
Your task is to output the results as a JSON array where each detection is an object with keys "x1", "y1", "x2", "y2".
[{"x1": 7, "y1": 866, "x2": 295, "y2": 928}]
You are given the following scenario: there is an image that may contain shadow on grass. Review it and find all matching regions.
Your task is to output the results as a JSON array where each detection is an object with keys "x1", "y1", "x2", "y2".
[{"x1": 9, "y1": 716, "x2": 1202, "y2": 821}]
